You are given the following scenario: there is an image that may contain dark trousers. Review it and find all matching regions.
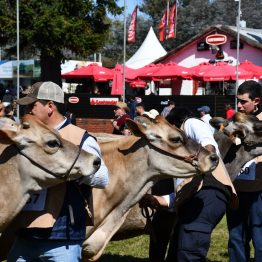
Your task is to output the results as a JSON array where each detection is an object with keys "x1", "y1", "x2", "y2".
[
  {"x1": 149, "y1": 179, "x2": 175, "y2": 262},
  {"x1": 227, "y1": 191, "x2": 262, "y2": 262},
  {"x1": 166, "y1": 188, "x2": 228, "y2": 262},
  {"x1": 149, "y1": 210, "x2": 176, "y2": 262}
]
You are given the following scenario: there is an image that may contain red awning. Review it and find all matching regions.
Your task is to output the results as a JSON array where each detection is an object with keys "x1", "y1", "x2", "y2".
[
  {"x1": 152, "y1": 62, "x2": 191, "y2": 80},
  {"x1": 61, "y1": 63, "x2": 114, "y2": 82},
  {"x1": 129, "y1": 80, "x2": 147, "y2": 88},
  {"x1": 190, "y1": 62, "x2": 253, "y2": 81},
  {"x1": 239, "y1": 60, "x2": 262, "y2": 79}
]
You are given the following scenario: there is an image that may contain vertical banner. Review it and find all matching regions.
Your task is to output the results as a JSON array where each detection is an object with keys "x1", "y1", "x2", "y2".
[
  {"x1": 167, "y1": 1, "x2": 177, "y2": 39},
  {"x1": 127, "y1": 5, "x2": 138, "y2": 43},
  {"x1": 159, "y1": 9, "x2": 167, "y2": 42}
]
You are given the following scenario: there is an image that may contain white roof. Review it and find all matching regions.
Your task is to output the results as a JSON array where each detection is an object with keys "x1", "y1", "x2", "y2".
[{"x1": 126, "y1": 27, "x2": 167, "y2": 69}]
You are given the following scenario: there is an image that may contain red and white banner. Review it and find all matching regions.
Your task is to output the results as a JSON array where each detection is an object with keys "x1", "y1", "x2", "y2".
[
  {"x1": 159, "y1": 9, "x2": 167, "y2": 42},
  {"x1": 127, "y1": 5, "x2": 138, "y2": 43},
  {"x1": 167, "y1": 2, "x2": 177, "y2": 39}
]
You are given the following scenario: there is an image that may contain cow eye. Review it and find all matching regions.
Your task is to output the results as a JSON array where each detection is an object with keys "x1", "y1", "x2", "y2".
[
  {"x1": 47, "y1": 139, "x2": 60, "y2": 148},
  {"x1": 169, "y1": 136, "x2": 182, "y2": 144}
]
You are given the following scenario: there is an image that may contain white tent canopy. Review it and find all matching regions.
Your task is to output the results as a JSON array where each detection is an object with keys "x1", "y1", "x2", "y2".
[{"x1": 125, "y1": 27, "x2": 167, "y2": 69}]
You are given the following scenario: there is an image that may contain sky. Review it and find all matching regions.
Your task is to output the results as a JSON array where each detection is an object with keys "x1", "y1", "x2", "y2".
[{"x1": 117, "y1": 0, "x2": 143, "y2": 15}]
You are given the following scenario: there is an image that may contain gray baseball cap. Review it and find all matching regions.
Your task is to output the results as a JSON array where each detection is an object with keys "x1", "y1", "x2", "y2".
[{"x1": 17, "y1": 81, "x2": 64, "y2": 105}]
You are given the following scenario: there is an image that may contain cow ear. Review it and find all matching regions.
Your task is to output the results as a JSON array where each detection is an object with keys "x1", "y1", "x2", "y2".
[
  {"x1": 0, "y1": 117, "x2": 20, "y2": 139},
  {"x1": 209, "y1": 117, "x2": 228, "y2": 130},
  {"x1": 126, "y1": 117, "x2": 152, "y2": 137},
  {"x1": 0, "y1": 118, "x2": 33, "y2": 148}
]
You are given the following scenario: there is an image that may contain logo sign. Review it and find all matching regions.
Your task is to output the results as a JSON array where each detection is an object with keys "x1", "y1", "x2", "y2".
[
  {"x1": 90, "y1": 97, "x2": 119, "y2": 105},
  {"x1": 206, "y1": 34, "x2": 227, "y2": 45},
  {"x1": 68, "y1": 96, "x2": 79, "y2": 104}
]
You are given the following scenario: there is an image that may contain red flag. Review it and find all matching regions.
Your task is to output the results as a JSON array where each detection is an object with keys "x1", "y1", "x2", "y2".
[
  {"x1": 159, "y1": 9, "x2": 167, "y2": 42},
  {"x1": 127, "y1": 5, "x2": 138, "y2": 43},
  {"x1": 167, "y1": 2, "x2": 177, "y2": 39}
]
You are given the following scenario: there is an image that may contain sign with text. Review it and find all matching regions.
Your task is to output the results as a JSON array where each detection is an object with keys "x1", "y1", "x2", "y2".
[
  {"x1": 90, "y1": 97, "x2": 119, "y2": 105},
  {"x1": 206, "y1": 34, "x2": 227, "y2": 45},
  {"x1": 68, "y1": 96, "x2": 79, "y2": 104}
]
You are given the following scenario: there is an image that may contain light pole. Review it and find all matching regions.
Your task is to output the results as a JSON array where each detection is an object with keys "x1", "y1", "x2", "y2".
[
  {"x1": 16, "y1": 0, "x2": 20, "y2": 119},
  {"x1": 235, "y1": 0, "x2": 241, "y2": 111},
  {"x1": 122, "y1": 0, "x2": 127, "y2": 102}
]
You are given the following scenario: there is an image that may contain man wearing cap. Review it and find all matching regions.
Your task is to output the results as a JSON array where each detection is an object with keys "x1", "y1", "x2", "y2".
[
  {"x1": 7, "y1": 81, "x2": 109, "y2": 261},
  {"x1": 197, "y1": 105, "x2": 215, "y2": 134},
  {"x1": 112, "y1": 101, "x2": 131, "y2": 135}
]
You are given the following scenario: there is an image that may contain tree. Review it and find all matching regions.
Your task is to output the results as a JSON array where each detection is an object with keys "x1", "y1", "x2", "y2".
[
  {"x1": 0, "y1": 0, "x2": 122, "y2": 85},
  {"x1": 140, "y1": 0, "x2": 262, "y2": 51},
  {"x1": 102, "y1": 15, "x2": 152, "y2": 67}
]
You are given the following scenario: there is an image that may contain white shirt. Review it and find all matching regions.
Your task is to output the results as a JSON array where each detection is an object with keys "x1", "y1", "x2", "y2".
[
  {"x1": 164, "y1": 118, "x2": 219, "y2": 207},
  {"x1": 200, "y1": 114, "x2": 215, "y2": 134}
]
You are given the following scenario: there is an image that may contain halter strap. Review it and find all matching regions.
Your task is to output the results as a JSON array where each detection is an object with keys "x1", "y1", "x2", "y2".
[
  {"x1": 17, "y1": 145, "x2": 82, "y2": 181},
  {"x1": 147, "y1": 140, "x2": 202, "y2": 169}
]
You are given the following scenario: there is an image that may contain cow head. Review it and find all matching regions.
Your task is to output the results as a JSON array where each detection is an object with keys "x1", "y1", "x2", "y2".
[
  {"x1": 211, "y1": 112, "x2": 262, "y2": 180},
  {"x1": 0, "y1": 115, "x2": 101, "y2": 185},
  {"x1": 126, "y1": 115, "x2": 219, "y2": 177}
]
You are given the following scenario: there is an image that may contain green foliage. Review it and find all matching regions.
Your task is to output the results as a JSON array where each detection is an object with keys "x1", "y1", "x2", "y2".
[
  {"x1": 139, "y1": 0, "x2": 262, "y2": 51},
  {"x1": 0, "y1": 0, "x2": 122, "y2": 59},
  {"x1": 102, "y1": 16, "x2": 152, "y2": 67},
  {"x1": 0, "y1": 0, "x2": 122, "y2": 82}
]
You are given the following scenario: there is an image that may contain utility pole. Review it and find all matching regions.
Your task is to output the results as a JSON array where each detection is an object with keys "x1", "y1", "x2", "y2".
[
  {"x1": 235, "y1": 0, "x2": 241, "y2": 111},
  {"x1": 122, "y1": 0, "x2": 127, "y2": 102},
  {"x1": 16, "y1": 0, "x2": 20, "y2": 119}
]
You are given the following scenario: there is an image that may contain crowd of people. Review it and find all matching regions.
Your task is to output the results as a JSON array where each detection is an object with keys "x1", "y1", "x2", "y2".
[{"x1": 1, "y1": 79, "x2": 262, "y2": 261}]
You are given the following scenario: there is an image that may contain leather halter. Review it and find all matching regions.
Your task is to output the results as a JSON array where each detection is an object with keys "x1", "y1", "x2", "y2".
[
  {"x1": 16, "y1": 145, "x2": 82, "y2": 181},
  {"x1": 147, "y1": 139, "x2": 202, "y2": 169}
]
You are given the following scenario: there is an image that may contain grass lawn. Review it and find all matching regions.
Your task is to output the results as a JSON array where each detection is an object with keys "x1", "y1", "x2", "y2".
[{"x1": 101, "y1": 216, "x2": 248, "y2": 262}]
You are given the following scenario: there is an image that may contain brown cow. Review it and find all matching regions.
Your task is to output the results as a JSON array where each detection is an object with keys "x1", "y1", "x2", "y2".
[
  {"x1": 0, "y1": 115, "x2": 218, "y2": 261},
  {"x1": 111, "y1": 112, "x2": 262, "y2": 253},
  {"x1": 81, "y1": 116, "x2": 219, "y2": 261},
  {"x1": 0, "y1": 114, "x2": 100, "y2": 233}
]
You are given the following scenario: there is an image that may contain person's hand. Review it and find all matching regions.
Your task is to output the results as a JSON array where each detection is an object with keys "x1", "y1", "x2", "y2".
[
  {"x1": 112, "y1": 120, "x2": 118, "y2": 129},
  {"x1": 139, "y1": 193, "x2": 168, "y2": 209}
]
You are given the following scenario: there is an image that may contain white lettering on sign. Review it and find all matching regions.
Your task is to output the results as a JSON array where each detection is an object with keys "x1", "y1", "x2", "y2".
[
  {"x1": 90, "y1": 97, "x2": 119, "y2": 105},
  {"x1": 206, "y1": 34, "x2": 227, "y2": 45}
]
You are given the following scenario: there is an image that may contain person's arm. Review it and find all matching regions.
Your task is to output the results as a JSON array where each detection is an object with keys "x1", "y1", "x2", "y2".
[
  {"x1": 79, "y1": 136, "x2": 109, "y2": 188},
  {"x1": 112, "y1": 120, "x2": 120, "y2": 130},
  {"x1": 139, "y1": 193, "x2": 169, "y2": 209}
]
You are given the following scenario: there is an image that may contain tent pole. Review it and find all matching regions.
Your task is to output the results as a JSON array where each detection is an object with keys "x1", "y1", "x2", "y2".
[{"x1": 122, "y1": 0, "x2": 127, "y2": 102}]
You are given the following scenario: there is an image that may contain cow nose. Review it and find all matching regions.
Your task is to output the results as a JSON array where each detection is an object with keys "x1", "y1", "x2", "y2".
[{"x1": 93, "y1": 157, "x2": 101, "y2": 170}]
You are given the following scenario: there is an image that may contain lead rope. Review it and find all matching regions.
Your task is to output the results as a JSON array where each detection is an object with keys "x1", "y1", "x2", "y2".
[{"x1": 141, "y1": 206, "x2": 157, "y2": 243}]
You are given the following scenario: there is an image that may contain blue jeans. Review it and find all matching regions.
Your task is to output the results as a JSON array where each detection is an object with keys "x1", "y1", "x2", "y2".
[
  {"x1": 227, "y1": 191, "x2": 262, "y2": 262},
  {"x1": 7, "y1": 236, "x2": 83, "y2": 262}
]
